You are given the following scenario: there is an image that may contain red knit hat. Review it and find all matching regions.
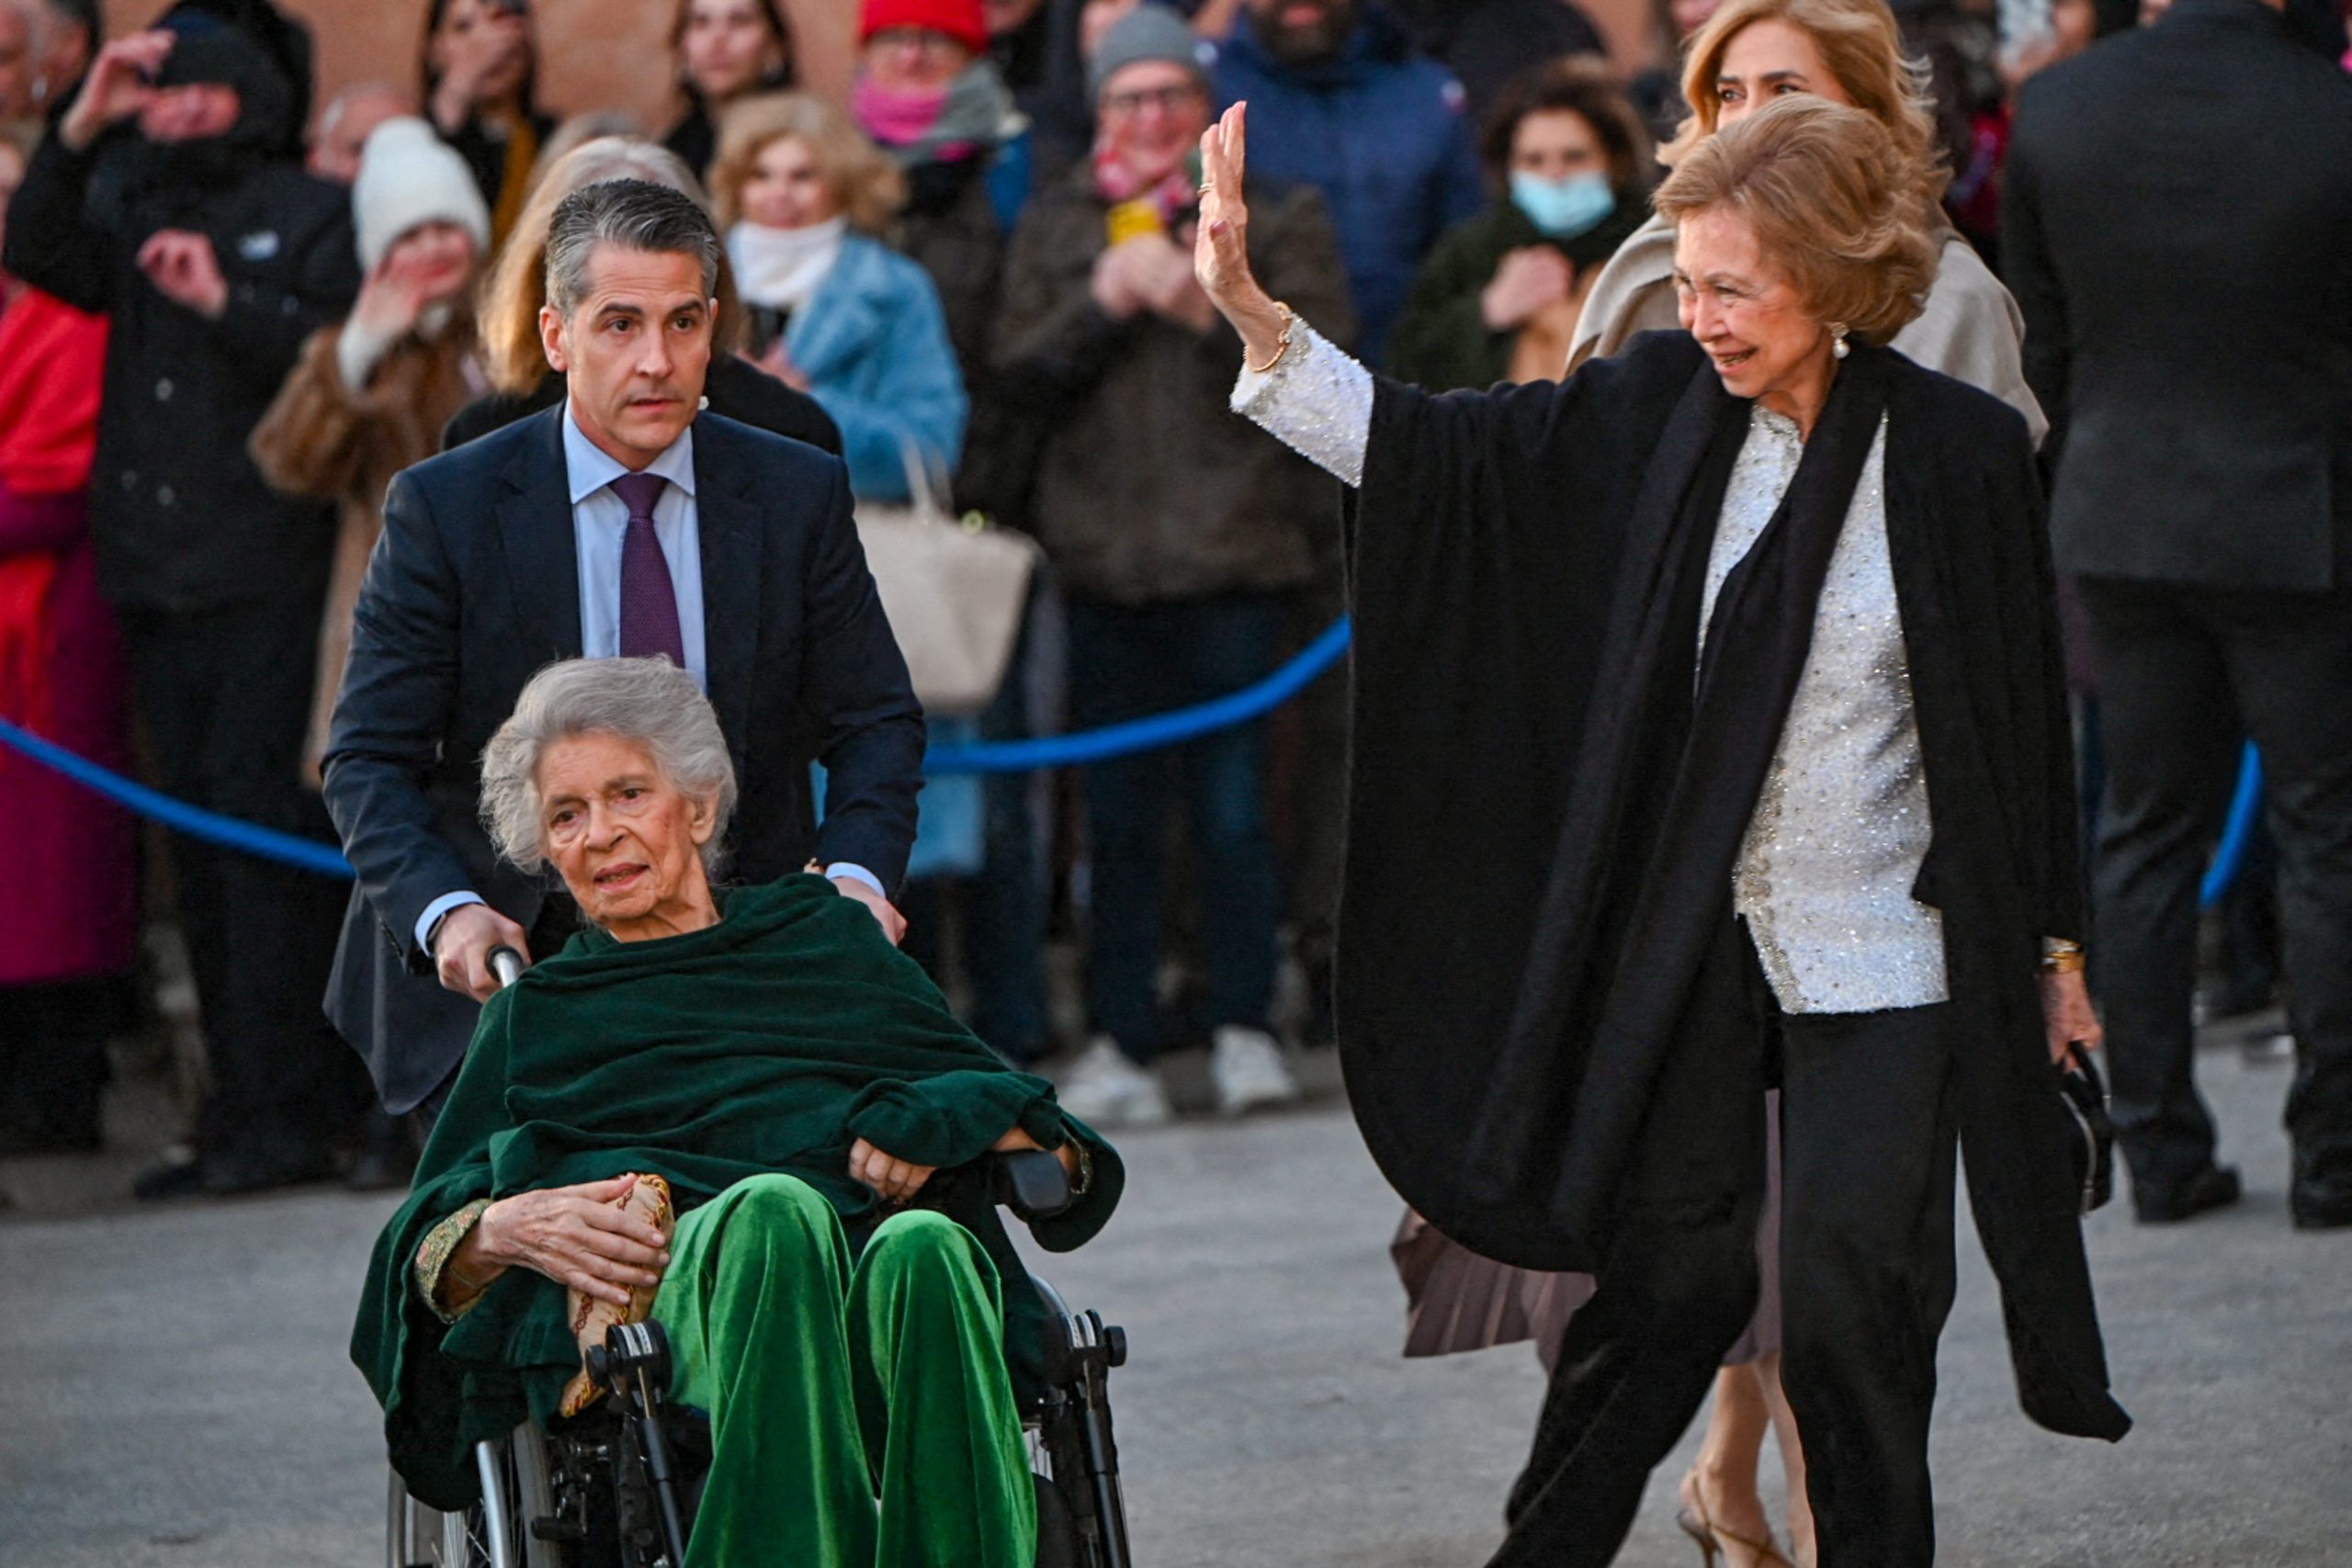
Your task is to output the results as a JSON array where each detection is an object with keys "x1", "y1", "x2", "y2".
[{"x1": 859, "y1": 0, "x2": 989, "y2": 54}]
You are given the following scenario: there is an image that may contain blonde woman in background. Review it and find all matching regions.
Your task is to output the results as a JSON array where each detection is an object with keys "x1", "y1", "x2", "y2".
[
  {"x1": 707, "y1": 92, "x2": 967, "y2": 503},
  {"x1": 1570, "y1": 0, "x2": 2045, "y2": 449}
]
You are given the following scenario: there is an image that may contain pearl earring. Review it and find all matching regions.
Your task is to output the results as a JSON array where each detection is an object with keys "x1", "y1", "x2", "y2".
[
  {"x1": 697, "y1": 395, "x2": 710, "y2": 411},
  {"x1": 1830, "y1": 324, "x2": 1850, "y2": 361}
]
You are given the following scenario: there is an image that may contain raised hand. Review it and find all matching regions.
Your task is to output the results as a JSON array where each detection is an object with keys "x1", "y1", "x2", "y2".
[
  {"x1": 60, "y1": 30, "x2": 175, "y2": 152},
  {"x1": 1193, "y1": 101, "x2": 1289, "y2": 366}
]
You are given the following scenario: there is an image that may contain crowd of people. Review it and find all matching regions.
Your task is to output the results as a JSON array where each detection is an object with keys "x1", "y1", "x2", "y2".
[{"x1": 3, "y1": 0, "x2": 2348, "y2": 1561}]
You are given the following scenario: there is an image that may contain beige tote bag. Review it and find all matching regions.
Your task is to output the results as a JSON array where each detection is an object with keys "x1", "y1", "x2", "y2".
[{"x1": 854, "y1": 445, "x2": 1038, "y2": 717}]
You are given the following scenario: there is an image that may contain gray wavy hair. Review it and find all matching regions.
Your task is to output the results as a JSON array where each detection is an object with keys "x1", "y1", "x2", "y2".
[{"x1": 479, "y1": 658, "x2": 739, "y2": 877}]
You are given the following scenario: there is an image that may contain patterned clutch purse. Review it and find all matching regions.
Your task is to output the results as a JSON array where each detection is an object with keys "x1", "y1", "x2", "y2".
[{"x1": 558, "y1": 1174, "x2": 675, "y2": 1418}]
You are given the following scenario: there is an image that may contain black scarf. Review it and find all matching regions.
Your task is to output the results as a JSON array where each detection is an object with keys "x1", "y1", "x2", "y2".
[{"x1": 1367, "y1": 342, "x2": 1894, "y2": 1252}]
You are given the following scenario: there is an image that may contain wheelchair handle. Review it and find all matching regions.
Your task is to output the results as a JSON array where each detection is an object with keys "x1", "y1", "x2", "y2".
[
  {"x1": 488, "y1": 945, "x2": 526, "y2": 992},
  {"x1": 987, "y1": 1147, "x2": 1074, "y2": 1221}
]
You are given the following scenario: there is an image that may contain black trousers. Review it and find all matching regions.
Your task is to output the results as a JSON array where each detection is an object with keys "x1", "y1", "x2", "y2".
[
  {"x1": 2079, "y1": 579, "x2": 2352, "y2": 1194},
  {"x1": 116, "y1": 587, "x2": 368, "y2": 1159},
  {"x1": 1498, "y1": 931, "x2": 1961, "y2": 1568}
]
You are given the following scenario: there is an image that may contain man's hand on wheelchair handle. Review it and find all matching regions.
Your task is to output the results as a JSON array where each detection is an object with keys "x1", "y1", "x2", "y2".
[
  {"x1": 470, "y1": 1176, "x2": 673, "y2": 1309},
  {"x1": 434, "y1": 904, "x2": 533, "y2": 1002},
  {"x1": 812, "y1": 863, "x2": 908, "y2": 946}
]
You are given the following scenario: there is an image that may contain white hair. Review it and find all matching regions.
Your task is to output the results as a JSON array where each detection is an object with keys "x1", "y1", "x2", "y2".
[{"x1": 479, "y1": 658, "x2": 739, "y2": 877}]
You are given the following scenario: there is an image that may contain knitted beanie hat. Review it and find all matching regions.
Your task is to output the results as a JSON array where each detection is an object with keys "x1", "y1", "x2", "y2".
[
  {"x1": 858, "y1": 0, "x2": 989, "y2": 54},
  {"x1": 351, "y1": 116, "x2": 492, "y2": 274},
  {"x1": 1089, "y1": 6, "x2": 1209, "y2": 102}
]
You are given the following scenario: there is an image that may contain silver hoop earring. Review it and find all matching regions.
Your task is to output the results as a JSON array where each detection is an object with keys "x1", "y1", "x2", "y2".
[{"x1": 1830, "y1": 324, "x2": 1850, "y2": 361}]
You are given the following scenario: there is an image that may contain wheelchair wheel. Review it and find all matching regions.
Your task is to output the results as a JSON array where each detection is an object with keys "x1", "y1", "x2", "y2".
[{"x1": 386, "y1": 1425, "x2": 564, "y2": 1568}]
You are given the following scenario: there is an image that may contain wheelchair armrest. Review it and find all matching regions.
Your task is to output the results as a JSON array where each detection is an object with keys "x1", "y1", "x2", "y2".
[{"x1": 989, "y1": 1148, "x2": 1073, "y2": 1221}]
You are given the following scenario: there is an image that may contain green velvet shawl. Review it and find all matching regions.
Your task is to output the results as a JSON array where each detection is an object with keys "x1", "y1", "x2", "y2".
[{"x1": 352, "y1": 874, "x2": 1123, "y2": 1509}]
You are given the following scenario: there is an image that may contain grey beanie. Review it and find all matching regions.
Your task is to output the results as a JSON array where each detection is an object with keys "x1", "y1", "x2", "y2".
[{"x1": 1089, "y1": 6, "x2": 1211, "y2": 103}]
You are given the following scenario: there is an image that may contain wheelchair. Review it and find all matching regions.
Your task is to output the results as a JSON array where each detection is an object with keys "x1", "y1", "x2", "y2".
[{"x1": 386, "y1": 957, "x2": 1136, "y2": 1568}]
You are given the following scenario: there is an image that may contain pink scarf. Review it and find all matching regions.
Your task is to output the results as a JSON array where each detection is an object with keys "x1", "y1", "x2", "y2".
[{"x1": 1091, "y1": 139, "x2": 1200, "y2": 229}]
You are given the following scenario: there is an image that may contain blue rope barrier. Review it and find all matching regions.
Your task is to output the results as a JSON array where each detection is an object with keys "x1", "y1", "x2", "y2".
[
  {"x1": 0, "y1": 622, "x2": 1354, "y2": 874},
  {"x1": 925, "y1": 616, "x2": 1352, "y2": 774},
  {"x1": 0, "y1": 715, "x2": 356, "y2": 879},
  {"x1": 2199, "y1": 743, "x2": 2264, "y2": 910}
]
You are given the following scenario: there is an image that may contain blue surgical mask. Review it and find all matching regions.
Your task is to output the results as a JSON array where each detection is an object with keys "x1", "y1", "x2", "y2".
[{"x1": 1510, "y1": 170, "x2": 1617, "y2": 240}]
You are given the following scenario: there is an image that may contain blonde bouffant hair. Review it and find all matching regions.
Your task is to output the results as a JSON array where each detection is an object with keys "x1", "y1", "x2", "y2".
[
  {"x1": 477, "y1": 135, "x2": 748, "y2": 395},
  {"x1": 1654, "y1": 96, "x2": 1937, "y2": 345},
  {"x1": 1661, "y1": 0, "x2": 1947, "y2": 208},
  {"x1": 707, "y1": 93, "x2": 907, "y2": 235}
]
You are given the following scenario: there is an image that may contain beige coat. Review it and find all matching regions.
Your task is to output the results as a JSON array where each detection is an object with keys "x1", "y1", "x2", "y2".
[
  {"x1": 251, "y1": 321, "x2": 481, "y2": 771},
  {"x1": 1566, "y1": 211, "x2": 2049, "y2": 447}
]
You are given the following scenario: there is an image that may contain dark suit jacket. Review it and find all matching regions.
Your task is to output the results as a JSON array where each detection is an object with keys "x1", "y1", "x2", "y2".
[
  {"x1": 2003, "y1": 0, "x2": 2352, "y2": 592},
  {"x1": 322, "y1": 408, "x2": 924, "y2": 1111}
]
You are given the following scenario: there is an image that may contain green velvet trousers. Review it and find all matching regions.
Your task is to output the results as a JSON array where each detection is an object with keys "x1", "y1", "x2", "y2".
[{"x1": 649, "y1": 1174, "x2": 1037, "y2": 1567}]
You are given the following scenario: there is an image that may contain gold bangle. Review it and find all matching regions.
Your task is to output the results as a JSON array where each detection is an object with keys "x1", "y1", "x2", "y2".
[
  {"x1": 1245, "y1": 301, "x2": 1296, "y2": 376},
  {"x1": 2041, "y1": 943, "x2": 2086, "y2": 975}
]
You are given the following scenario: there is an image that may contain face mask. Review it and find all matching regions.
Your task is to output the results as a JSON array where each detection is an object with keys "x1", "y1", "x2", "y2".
[{"x1": 1510, "y1": 170, "x2": 1616, "y2": 240}]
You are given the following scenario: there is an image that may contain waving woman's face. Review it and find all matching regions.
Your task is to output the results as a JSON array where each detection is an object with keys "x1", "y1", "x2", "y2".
[
  {"x1": 1673, "y1": 205, "x2": 1838, "y2": 421},
  {"x1": 537, "y1": 731, "x2": 718, "y2": 941}
]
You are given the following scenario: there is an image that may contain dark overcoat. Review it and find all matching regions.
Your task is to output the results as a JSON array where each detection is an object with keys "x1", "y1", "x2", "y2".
[{"x1": 1336, "y1": 330, "x2": 2130, "y2": 1439}]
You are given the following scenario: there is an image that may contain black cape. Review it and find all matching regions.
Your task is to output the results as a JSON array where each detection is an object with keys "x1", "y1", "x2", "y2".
[{"x1": 1336, "y1": 331, "x2": 2130, "y2": 1440}]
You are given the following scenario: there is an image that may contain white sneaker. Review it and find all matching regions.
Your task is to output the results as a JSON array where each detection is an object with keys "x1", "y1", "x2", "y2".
[
  {"x1": 1210, "y1": 1025, "x2": 1302, "y2": 1116},
  {"x1": 1057, "y1": 1037, "x2": 1173, "y2": 1128}
]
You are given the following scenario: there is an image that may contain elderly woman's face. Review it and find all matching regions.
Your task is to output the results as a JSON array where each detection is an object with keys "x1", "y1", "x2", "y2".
[
  {"x1": 537, "y1": 730, "x2": 717, "y2": 936},
  {"x1": 741, "y1": 134, "x2": 841, "y2": 230},
  {"x1": 1712, "y1": 19, "x2": 1854, "y2": 126},
  {"x1": 1673, "y1": 206, "x2": 1834, "y2": 409}
]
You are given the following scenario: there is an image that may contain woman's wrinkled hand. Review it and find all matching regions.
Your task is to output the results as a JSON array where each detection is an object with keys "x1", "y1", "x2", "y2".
[
  {"x1": 2041, "y1": 966, "x2": 2103, "y2": 1066},
  {"x1": 475, "y1": 1175, "x2": 673, "y2": 1308},
  {"x1": 849, "y1": 1138, "x2": 936, "y2": 1204},
  {"x1": 1193, "y1": 102, "x2": 1287, "y2": 363}
]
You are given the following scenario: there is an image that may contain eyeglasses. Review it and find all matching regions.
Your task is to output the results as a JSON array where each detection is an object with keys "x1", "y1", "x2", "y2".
[
  {"x1": 1101, "y1": 84, "x2": 1205, "y2": 118},
  {"x1": 869, "y1": 27, "x2": 970, "y2": 62}
]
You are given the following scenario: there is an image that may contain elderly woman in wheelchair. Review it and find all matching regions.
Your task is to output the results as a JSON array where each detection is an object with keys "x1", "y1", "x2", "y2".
[{"x1": 356, "y1": 657, "x2": 1123, "y2": 1568}]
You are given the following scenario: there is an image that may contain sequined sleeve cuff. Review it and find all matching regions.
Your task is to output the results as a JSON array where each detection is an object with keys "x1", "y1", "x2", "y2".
[
  {"x1": 1229, "y1": 320, "x2": 1372, "y2": 489},
  {"x1": 414, "y1": 1198, "x2": 493, "y2": 1325}
]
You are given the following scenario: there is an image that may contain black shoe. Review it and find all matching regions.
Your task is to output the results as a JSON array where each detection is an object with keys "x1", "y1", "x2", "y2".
[
  {"x1": 131, "y1": 1143, "x2": 338, "y2": 1201},
  {"x1": 2132, "y1": 1164, "x2": 2242, "y2": 1224},
  {"x1": 2290, "y1": 1176, "x2": 2352, "y2": 1231}
]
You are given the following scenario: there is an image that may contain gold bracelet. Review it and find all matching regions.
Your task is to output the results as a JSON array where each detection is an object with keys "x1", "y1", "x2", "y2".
[
  {"x1": 1245, "y1": 301, "x2": 1296, "y2": 376},
  {"x1": 2041, "y1": 940, "x2": 2086, "y2": 975}
]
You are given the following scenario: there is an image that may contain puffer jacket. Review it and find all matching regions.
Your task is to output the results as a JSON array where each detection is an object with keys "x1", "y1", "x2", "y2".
[
  {"x1": 1, "y1": 24, "x2": 358, "y2": 613},
  {"x1": 991, "y1": 164, "x2": 1356, "y2": 605},
  {"x1": 1211, "y1": 4, "x2": 1482, "y2": 365}
]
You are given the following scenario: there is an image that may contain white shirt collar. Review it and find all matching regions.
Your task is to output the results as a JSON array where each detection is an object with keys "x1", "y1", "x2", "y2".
[{"x1": 562, "y1": 400, "x2": 699, "y2": 508}]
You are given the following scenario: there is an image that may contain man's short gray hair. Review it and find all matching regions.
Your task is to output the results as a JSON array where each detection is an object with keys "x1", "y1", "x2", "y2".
[
  {"x1": 544, "y1": 177, "x2": 722, "y2": 318},
  {"x1": 480, "y1": 658, "x2": 739, "y2": 878}
]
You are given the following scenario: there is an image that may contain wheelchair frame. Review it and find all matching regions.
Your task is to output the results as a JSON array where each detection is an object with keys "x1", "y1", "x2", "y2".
[{"x1": 385, "y1": 1268, "x2": 1133, "y2": 1568}]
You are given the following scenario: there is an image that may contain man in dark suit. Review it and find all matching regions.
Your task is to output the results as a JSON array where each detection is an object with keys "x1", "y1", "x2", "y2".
[
  {"x1": 2005, "y1": 0, "x2": 2352, "y2": 1230},
  {"x1": 323, "y1": 177, "x2": 923, "y2": 1121}
]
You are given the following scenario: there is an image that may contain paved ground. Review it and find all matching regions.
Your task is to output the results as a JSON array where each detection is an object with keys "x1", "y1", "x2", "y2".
[{"x1": 3, "y1": 1031, "x2": 2347, "y2": 1568}]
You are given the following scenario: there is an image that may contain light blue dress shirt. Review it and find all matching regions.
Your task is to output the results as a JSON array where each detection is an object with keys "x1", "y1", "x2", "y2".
[{"x1": 416, "y1": 406, "x2": 879, "y2": 957}]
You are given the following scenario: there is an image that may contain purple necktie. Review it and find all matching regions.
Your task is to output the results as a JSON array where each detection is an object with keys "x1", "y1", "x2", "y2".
[{"x1": 609, "y1": 472, "x2": 686, "y2": 668}]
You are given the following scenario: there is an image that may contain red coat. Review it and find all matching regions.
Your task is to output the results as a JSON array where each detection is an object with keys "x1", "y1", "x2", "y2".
[{"x1": 0, "y1": 286, "x2": 136, "y2": 985}]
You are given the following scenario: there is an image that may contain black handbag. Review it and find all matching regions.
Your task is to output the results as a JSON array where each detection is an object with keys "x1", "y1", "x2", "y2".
[{"x1": 2057, "y1": 1043, "x2": 2116, "y2": 1215}]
